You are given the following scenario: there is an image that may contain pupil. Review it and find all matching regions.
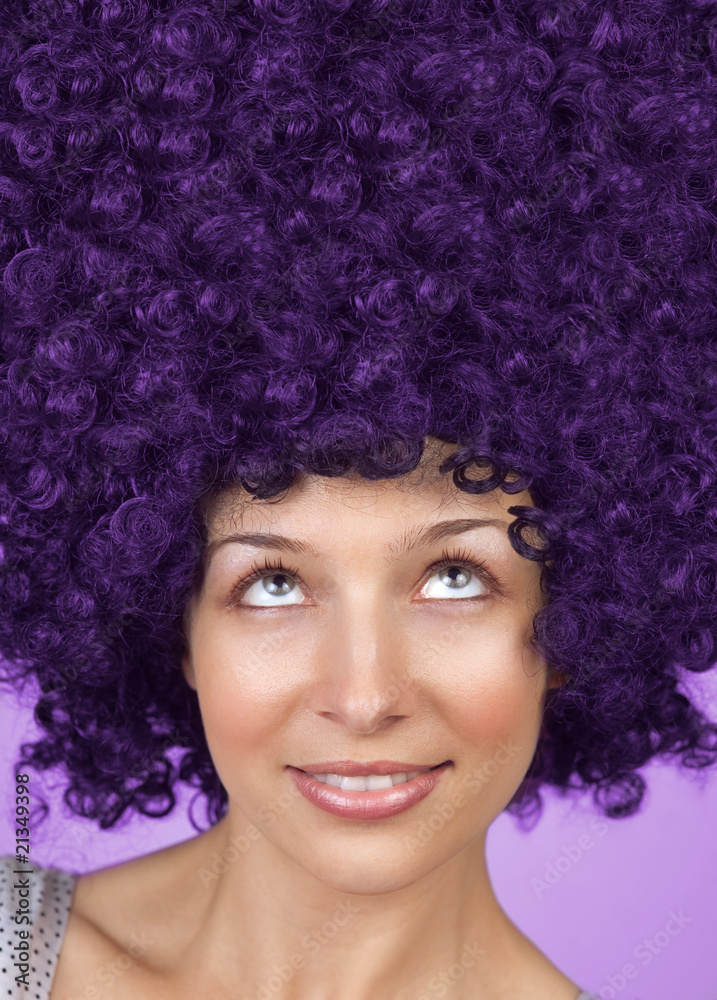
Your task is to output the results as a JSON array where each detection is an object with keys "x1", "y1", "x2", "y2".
[
  {"x1": 440, "y1": 566, "x2": 470, "y2": 589},
  {"x1": 263, "y1": 574, "x2": 293, "y2": 595}
]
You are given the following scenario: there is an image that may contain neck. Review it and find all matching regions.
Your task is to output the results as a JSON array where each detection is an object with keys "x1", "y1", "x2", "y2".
[{"x1": 172, "y1": 811, "x2": 559, "y2": 1000}]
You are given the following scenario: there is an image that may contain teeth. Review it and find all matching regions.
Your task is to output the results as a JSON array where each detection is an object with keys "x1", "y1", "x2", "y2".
[{"x1": 309, "y1": 769, "x2": 427, "y2": 790}]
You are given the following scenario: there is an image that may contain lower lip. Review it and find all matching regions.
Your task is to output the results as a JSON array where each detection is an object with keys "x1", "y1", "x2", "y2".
[{"x1": 287, "y1": 763, "x2": 452, "y2": 820}]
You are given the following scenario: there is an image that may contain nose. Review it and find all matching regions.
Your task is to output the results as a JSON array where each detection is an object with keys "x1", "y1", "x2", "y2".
[{"x1": 307, "y1": 601, "x2": 421, "y2": 734}]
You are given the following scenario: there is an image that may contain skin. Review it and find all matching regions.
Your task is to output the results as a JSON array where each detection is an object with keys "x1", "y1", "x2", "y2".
[{"x1": 51, "y1": 437, "x2": 579, "y2": 1000}]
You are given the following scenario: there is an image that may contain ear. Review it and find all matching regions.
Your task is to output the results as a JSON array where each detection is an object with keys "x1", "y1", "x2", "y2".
[{"x1": 547, "y1": 665, "x2": 570, "y2": 690}]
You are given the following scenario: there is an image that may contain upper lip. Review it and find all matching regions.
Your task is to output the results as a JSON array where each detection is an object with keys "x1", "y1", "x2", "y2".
[{"x1": 291, "y1": 760, "x2": 448, "y2": 776}]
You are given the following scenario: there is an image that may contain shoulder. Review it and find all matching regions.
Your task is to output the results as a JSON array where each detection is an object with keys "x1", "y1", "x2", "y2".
[
  {"x1": 49, "y1": 829, "x2": 219, "y2": 998},
  {"x1": 64, "y1": 827, "x2": 215, "y2": 950},
  {"x1": 0, "y1": 854, "x2": 77, "y2": 999}
]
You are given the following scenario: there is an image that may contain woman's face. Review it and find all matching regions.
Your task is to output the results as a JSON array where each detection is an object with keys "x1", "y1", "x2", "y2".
[{"x1": 182, "y1": 439, "x2": 563, "y2": 894}]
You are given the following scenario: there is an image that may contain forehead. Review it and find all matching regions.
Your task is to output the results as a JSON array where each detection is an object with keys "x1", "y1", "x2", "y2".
[{"x1": 205, "y1": 438, "x2": 537, "y2": 544}]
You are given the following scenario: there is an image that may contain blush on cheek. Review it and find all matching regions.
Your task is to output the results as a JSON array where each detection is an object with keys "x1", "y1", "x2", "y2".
[
  {"x1": 453, "y1": 683, "x2": 542, "y2": 752},
  {"x1": 196, "y1": 682, "x2": 284, "y2": 809},
  {"x1": 446, "y1": 685, "x2": 545, "y2": 818},
  {"x1": 443, "y1": 643, "x2": 546, "y2": 770},
  {"x1": 190, "y1": 635, "x2": 294, "y2": 787}
]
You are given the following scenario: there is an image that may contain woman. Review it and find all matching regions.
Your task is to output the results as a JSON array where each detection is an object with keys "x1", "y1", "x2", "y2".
[{"x1": 1, "y1": 1, "x2": 716, "y2": 998}]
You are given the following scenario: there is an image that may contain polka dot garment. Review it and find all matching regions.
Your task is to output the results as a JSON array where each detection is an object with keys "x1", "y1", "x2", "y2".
[{"x1": 0, "y1": 854, "x2": 77, "y2": 999}]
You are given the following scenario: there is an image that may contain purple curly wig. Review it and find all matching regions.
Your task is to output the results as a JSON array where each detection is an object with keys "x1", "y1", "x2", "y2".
[{"x1": 1, "y1": 0, "x2": 717, "y2": 834}]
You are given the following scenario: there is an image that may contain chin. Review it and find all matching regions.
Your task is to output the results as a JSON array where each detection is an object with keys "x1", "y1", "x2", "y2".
[
  {"x1": 283, "y1": 834, "x2": 465, "y2": 896},
  {"x1": 302, "y1": 860, "x2": 439, "y2": 897}
]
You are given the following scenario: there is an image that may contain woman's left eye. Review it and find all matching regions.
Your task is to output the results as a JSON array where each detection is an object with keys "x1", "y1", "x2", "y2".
[{"x1": 420, "y1": 564, "x2": 489, "y2": 600}]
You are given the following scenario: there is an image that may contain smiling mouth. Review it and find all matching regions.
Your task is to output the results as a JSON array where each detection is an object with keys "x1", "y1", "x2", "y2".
[{"x1": 296, "y1": 762, "x2": 449, "y2": 791}]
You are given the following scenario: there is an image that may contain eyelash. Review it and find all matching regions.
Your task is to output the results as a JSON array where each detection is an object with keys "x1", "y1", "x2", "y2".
[
  {"x1": 228, "y1": 547, "x2": 500, "y2": 606},
  {"x1": 229, "y1": 555, "x2": 304, "y2": 605},
  {"x1": 428, "y1": 546, "x2": 500, "y2": 597}
]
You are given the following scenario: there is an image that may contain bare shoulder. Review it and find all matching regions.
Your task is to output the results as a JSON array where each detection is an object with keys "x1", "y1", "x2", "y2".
[
  {"x1": 497, "y1": 914, "x2": 584, "y2": 1000},
  {"x1": 49, "y1": 830, "x2": 217, "y2": 1000}
]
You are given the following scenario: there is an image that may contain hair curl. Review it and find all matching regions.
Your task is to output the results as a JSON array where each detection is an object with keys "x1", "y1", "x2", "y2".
[{"x1": 1, "y1": 0, "x2": 717, "y2": 834}]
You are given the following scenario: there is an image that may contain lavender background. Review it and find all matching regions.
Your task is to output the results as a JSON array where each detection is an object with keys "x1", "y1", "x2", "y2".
[{"x1": 2, "y1": 669, "x2": 717, "y2": 1000}]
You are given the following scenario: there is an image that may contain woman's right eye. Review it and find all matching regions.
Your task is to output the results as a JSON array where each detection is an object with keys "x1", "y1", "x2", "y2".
[{"x1": 240, "y1": 573, "x2": 306, "y2": 607}]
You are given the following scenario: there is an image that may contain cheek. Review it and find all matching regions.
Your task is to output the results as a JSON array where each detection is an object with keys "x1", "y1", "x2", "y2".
[
  {"x1": 411, "y1": 608, "x2": 546, "y2": 762},
  {"x1": 188, "y1": 619, "x2": 302, "y2": 780}
]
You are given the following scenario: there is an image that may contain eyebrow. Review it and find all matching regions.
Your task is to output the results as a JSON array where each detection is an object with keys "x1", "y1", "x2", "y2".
[
  {"x1": 204, "y1": 517, "x2": 508, "y2": 568},
  {"x1": 388, "y1": 516, "x2": 508, "y2": 559}
]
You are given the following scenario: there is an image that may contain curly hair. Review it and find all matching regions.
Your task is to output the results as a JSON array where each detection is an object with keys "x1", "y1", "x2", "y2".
[{"x1": 1, "y1": 0, "x2": 716, "y2": 835}]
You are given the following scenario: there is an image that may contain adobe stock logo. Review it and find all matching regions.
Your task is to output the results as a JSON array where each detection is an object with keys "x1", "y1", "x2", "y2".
[
  {"x1": 414, "y1": 942, "x2": 486, "y2": 1000},
  {"x1": 402, "y1": 740, "x2": 523, "y2": 857},
  {"x1": 597, "y1": 910, "x2": 692, "y2": 1000},
  {"x1": 530, "y1": 815, "x2": 614, "y2": 897}
]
